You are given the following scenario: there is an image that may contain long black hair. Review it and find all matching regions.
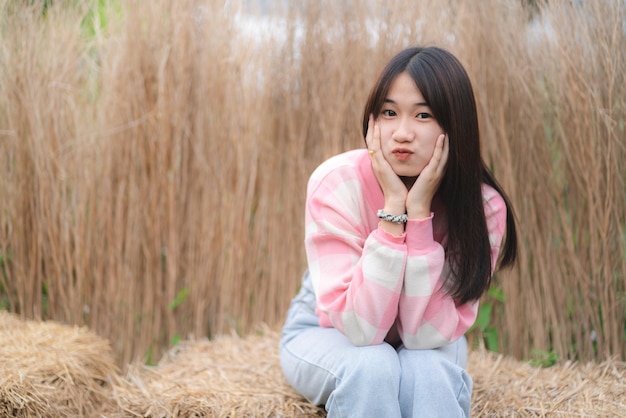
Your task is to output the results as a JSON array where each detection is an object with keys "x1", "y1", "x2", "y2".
[{"x1": 362, "y1": 46, "x2": 518, "y2": 303}]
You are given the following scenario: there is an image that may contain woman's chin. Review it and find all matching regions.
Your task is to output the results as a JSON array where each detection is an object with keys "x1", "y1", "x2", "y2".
[{"x1": 392, "y1": 165, "x2": 422, "y2": 179}]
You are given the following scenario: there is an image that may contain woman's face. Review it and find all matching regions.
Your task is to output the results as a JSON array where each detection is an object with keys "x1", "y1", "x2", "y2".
[{"x1": 376, "y1": 71, "x2": 445, "y2": 178}]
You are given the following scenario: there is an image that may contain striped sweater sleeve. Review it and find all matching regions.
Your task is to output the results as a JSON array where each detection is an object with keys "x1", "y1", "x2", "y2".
[
  {"x1": 305, "y1": 156, "x2": 508, "y2": 348},
  {"x1": 397, "y1": 185, "x2": 507, "y2": 349},
  {"x1": 305, "y1": 162, "x2": 407, "y2": 346}
]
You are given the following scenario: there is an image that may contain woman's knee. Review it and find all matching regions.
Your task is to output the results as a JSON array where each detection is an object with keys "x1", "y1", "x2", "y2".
[
  {"x1": 327, "y1": 344, "x2": 404, "y2": 417},
  {"x1": 398, "y1": 344, "x2": 470, "y2": 388},
  {"x1": 397, "y1": 344, "x2": 473, "y2": 417},
  {"x1": 280, "y1": 328, "x2": 401, "y2": 406},
  {"x1": 339, "y1": 343, "x2": 401, "y2": 385}
]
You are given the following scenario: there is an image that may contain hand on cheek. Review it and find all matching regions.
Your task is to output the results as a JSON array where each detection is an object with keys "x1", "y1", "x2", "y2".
[
  {"x1": 367, "y1": 114, "x2": 408, "y2": 215},
  {"x1": 406, "y1": 133, "x2": 449, "y2": 219}
]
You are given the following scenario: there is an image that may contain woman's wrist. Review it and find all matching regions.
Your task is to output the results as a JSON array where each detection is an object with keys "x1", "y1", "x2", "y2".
[
  {"x1": 407, "y1": 208, "x2": 430, "y2": 220},
  {"x1": 406, "y1": 201, "x2": 431, "y2": 220},
  {"x1": 378, "y1": 205, "x2": 406, "y2": 236},
  {"x1": 383, "y1": 201, "x2": 406, "y2": 217}
]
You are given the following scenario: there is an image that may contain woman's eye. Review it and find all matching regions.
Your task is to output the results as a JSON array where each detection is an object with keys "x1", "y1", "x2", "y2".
[
  {"x1": 382, "y1": 109, "x2": 396, "y2": 117},
  {"x1": 416, "y1": 112, "x2": 431, "y2": 119}
]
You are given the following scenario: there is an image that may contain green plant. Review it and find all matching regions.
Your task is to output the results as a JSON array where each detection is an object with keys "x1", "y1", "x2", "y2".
[
  {"x1": 469, "y1": 286, "x2": 505, "y2": 352},
  {"x1": 144, "y1": 345, "x2": 158, "y2": 367},
  {"x1": 168, "y1": 288, "x2": 190, "y2": 311},
  {"x1": 528, "y1": 349, "x2": 560, "y2": 368}
]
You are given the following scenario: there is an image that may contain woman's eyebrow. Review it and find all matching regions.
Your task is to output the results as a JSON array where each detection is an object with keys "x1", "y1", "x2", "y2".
[{"x1": 383, "y1": 98, "x2": 429, "y2": 106}]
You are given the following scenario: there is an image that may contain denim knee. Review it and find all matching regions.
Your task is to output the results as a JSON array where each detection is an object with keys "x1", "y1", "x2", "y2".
[
  {"x1": 397, "y1": 340, "x2": 472, "y2": 418},
  {"x1": 327, "y1": 343, "x2": 402, "y2": 418},
  {"x1": 337, "y1": 342, "x2": 401, "y2": 386}
]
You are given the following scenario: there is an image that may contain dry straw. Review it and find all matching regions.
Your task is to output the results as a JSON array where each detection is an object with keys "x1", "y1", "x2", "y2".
[
  {"x1": 0, "y1": 311, "x2": 119, "y2": 417},
  {"x1": 113, "y1": 329, "x2": 626, "y2": 418},
  {"x1": 0, "y1": 0, "x2": 624, "y2": 366},
  {"x1": 112, "y1": 329, "x2": 626, "y2": 417},
  {"x1": 2, "y1": 312, "x2": 624, "y2": 417},
  {"x1": 108, "y1": 326, "x2": 325, "y2": 417},
  {"x1": 468, "y1": 351, "x2": 626, "y2": 417}
]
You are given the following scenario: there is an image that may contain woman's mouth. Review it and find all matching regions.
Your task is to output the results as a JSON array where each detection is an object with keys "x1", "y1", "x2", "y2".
[{"x1": 392, "y1": 149, "x2": 413, "y2": 161}]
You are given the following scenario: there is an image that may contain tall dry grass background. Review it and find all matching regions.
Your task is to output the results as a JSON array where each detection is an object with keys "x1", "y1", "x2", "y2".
[{"x1": 0, "y1": 0, "x2": 624, "y2": 365}]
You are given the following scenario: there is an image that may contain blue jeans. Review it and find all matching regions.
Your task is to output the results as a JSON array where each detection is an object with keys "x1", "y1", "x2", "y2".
[{"x1": 279, "y1": 271, "x2": 473, "y2": 418}]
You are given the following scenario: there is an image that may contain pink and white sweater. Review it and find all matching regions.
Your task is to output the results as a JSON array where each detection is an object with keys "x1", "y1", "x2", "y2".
[{"x1": 304, "y1": 149, "x2": 507, "y2": 349}]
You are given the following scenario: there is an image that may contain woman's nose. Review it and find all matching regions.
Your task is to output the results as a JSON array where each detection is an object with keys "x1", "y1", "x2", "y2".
[{"x1": 392, "y1": 118, "x2": 414, "y2": 142}]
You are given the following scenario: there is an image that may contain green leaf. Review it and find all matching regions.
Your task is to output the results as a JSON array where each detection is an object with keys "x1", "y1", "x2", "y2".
[
  {"x1": 168, "y1": 288, "x2": 190, "y2": 311},
  {"x1": 475, "y1": 303, "x2": 493, "y2": 332},
  {"x1": 487, "y1": 286, "x2": 505, "y2": 302},
  {"x1": 484, "y1": 328, "x2": 499, "y2": 352}
]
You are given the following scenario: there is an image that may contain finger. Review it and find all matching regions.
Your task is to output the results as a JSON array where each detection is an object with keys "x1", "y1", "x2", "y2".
[
  {"x1": 368, "y1": 116, "x2": 382, "y2": 157},
  {"x1": 424, "y1": 134, "x2": 444, "y2": 170},
  {"x1": 373, "y1": 120, "x2": 381, "y2": 152},
  {"x1": 437, "y1": 134, "x2": 449, "y2": 175}
]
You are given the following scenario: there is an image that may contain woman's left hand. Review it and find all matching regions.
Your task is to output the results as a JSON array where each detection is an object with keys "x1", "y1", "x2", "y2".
[{"x1": 406, "y1": 134, "x2": 449, "y2": 219}]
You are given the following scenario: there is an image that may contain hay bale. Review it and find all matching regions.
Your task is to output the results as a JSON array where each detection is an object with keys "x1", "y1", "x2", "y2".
[
  {"x1": 468, "y1": 350, "x2": 626, "y2": 417},
  {"x1": 3, "y1": 311, "x2": 622, "y2": 417},
  {"x1": 110, "y1": 327, "x2": 325, "y2": 417},
  {"x1": 0, "y1": 311, "x2": 119, "y2": 417},
  {"x1": 111, "y1": 329, "x2": 626, "y2": 417}
]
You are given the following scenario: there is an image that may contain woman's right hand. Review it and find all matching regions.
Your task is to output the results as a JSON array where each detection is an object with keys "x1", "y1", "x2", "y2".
[{"x1": 366, "y1": 115, "x2": 407, "y2": 227}]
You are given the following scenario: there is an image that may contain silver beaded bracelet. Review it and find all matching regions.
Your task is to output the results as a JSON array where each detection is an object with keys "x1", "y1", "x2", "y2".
[{"x1": 377, "y1": 209, "x2": 408, "y2": 224}]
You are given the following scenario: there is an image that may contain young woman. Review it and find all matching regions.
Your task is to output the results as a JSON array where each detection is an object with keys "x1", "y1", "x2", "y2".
[{"x1": 279, "y1": 46, "x2": 518, "y2": 417}]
